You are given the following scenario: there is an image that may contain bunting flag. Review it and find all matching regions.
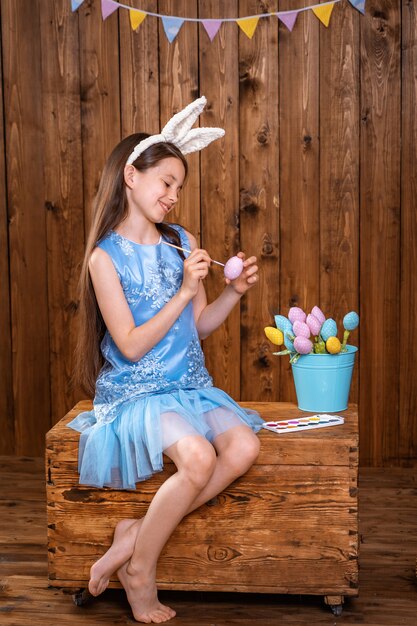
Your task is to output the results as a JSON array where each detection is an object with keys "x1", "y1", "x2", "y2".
[
  {"x1": 202, "y1": 20, "x2": 222, "y2": 42},
  {"x1": 278, "y1": 11, "x2": 298, "y2": 32},
  {"x1": 161, "y1": 16, "x2": 184, "y2": 43},
  {"x1": 348, "y1": 0, "x2": 366, "y2": 14},
  {"x1": 312, "y1": 2, "x2": 335, "y2": 27},
  {"x1": 101, "y1": 0, "x2": 118, "y2": 21},
  {"x1": 71, "y1": 1, "x2": 367, "y2": 42},
  {"x1": 130, "y1": 8, "x2": 146, "y2": 31},
  {"x1": 236, "y1": 17, "x2": 260, "y2": 39},
  {"x1": 71, "y1": 0, "x2": 84, "y2": 10}
]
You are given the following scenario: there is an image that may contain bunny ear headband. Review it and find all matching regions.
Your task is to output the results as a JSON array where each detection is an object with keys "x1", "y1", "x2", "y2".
[{"x1": 126, "y1": 96, "x2": 225, "y2": 166}]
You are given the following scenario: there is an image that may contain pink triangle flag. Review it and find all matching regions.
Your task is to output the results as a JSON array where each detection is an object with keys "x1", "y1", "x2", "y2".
[
  {"x1": 278, "y1": 11, "x2": 298, "y2": 32},
  {"x1": 101, "y1": 0, "x2": 119, "y2": 21},
  {"x1": 202, "y1": 20, "x2": 222, "y2": 42}
]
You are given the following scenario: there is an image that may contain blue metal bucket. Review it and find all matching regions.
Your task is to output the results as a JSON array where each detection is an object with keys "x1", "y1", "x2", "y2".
[{"x1": 291, "y1": 345, "x2": 357, "y2": 413}]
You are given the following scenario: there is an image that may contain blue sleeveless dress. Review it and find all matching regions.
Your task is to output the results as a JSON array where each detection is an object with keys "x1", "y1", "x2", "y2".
[{"x1": 68, "y1": 226, "x2": 262, "y2": 489}]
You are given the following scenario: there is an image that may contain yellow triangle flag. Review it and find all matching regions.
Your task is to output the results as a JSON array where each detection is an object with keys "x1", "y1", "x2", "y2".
[
  {"x1": 130, "y1": 9, "x2": 147, "y2": 31},
  {"x1": 236, "y1": 17, "x2": 260, "y2": 39},
  {"x1": 312, "y1": 3, "x2": 335, "y2": 27}
]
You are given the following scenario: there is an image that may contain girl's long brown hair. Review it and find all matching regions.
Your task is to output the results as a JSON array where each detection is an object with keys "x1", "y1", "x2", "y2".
[{"x1": 74, "y1": 134, "x2": 188, "y2": 397}]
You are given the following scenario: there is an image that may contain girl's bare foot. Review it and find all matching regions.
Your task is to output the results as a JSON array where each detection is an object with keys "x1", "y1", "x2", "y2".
[
  {"x1": 117, "y1": 561, "x2": 176, "y2": 624},
  {"x1": 88, "y1": 518, "x2": 141, "y2": 596}
]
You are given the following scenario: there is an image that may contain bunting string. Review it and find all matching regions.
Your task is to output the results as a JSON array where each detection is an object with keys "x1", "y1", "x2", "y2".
[{"x1": 71, "y1": 0, "x2": 366, "y2": 41}]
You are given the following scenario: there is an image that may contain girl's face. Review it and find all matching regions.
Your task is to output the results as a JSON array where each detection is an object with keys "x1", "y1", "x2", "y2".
[{"x1": 125, "y1": 157, "x2": 186, "y2": 223}]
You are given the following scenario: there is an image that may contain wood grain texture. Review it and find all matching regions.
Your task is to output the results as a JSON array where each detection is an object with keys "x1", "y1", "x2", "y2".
[
  {"x1": 78, "y1": 0, "x2": 121, "y2": 236},
  {"x1": 158, "y1": 0, "x2": 200, "y2": 238},
  {"x1": 40, "y1": 0, "x2": 85, "y2": 426},
  {"x1": 319, "y1": 2, "x2": 360, "y2": 403},
  {"x1": 45, "y1": 402, "x2": 358, "y2": 597},
  {"x1": 0, "y1": 3, "x2": 14, "y2": 454},
  {"x1": 359, "y1": 0, "x2": 401, "y2": 466},
  {"x1": 119, "y1": 0, "x2": 160, "y2": 137},
  {"x1": 399, "y1": 0, "x2": 417, "y2": 463},
  {"x1": 2, "y1": 0, "x2": 50, "y2": 455},
  {"x1": 278, "y1": 0, "x2": 320, "y2": 402},
  {"x1": 3, "y1": 457, "x2": 417, "y2": 624},
  {"x1": 0, "y1": 2, "x2": 416, "y2": 468},
  {"x1": 239, "y1": 1, "x2": 280, "y2": 402},
  {"x1": 199, "y1": 0, "x2": 241, "y2": 398}
]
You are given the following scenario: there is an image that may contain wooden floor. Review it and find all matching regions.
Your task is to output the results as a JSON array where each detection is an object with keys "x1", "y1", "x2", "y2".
[{"x1": 0, "y1": 456, "x2": 416, "y2": 625}]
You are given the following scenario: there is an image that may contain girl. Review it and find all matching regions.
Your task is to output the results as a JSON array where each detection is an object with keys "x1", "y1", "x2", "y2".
[{"x1": 69, "y1": 97, "x2": 263, "y2": 624}]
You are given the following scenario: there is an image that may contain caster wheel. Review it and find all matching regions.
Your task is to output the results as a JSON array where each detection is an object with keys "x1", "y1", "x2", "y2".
[
  {"x1": 330, "y1": 604, "x2": 343, "y2": 616},
  {"x1": 72, "y1": 588, "x2": 92, "y2": 606}
]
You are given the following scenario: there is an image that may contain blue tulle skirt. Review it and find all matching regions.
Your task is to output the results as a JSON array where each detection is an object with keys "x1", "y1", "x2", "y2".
[{"x1": 67, "y1": 387, "x2": 263, "y2": 489}]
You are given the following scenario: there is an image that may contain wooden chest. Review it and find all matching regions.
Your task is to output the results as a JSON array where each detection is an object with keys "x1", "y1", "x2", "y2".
[{"x1": 46, "y1": 401, "x2": 359, "y2": 613}]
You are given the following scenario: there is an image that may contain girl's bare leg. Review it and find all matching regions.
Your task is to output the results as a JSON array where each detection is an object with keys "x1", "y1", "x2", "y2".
[
  {"x1": 117, "y1": 434, "x2": 217, "y2": 623},
  {"x1": 89, "y1": 426, "x2": 259, "y2": 601},
  {"x1": 89, "y1": 518, "x2": 140, "y2": 596}
]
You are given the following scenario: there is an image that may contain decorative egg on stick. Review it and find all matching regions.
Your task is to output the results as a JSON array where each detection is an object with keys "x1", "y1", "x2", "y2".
[
  {"x1": 161, "y1": 241, "x2": 244, "y2": 280},
  {"x1": 326, "y1": 336, "x2": 341, "y2": 354},
  {"x1": 341, "y1": 311, "x2": 359, "y2": 350},
  {"x1": 264, "y1": 326, "x2": 284, "y2": 346},
  {"x1": 288, "y1": 306, "x2": 306, "y2": 324}
]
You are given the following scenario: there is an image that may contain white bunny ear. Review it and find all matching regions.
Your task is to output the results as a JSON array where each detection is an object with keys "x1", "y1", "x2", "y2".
[
  {"x1": 162, "y1": 96, "x2": 207, "y2": 144},
  {"x1": 126, "y1": 95, "x2": 225, "y2": 164},
  {"x1": 177, "y1": 127, "x2": 225, "y2": 155}
]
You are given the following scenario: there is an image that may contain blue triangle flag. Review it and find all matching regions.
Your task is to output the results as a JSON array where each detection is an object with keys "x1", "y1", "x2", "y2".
[
  {"x1": 161, "y1": 17, "x2": 184, "y2": 43},
  {"x1": 348, "y1": 0, "x2": 366, "y2": 14},
  {"x1": 71, "y1": 0, "x2": 85, "y2": 11}
]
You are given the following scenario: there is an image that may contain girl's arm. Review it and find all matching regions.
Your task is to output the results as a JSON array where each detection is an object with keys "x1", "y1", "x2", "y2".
[
  {"x1": 185, "y1": 231, "x2": 259, "y2": 340},
  {"x1": 89, "y1": 245, "x2": 210, "y2": 362}
]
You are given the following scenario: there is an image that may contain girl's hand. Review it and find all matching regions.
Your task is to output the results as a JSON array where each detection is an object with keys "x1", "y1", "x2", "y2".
[
  {"x1": 225, "y1": 252, "x2": 258, "y2": 295},
  {"x1": 180, "y1": 248, "x2": 211, "y2": 300}
]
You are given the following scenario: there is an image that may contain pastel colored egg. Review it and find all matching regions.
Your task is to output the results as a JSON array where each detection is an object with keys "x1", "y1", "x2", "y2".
[
  {"x1": 224, "y1": 256, "x2": 244, "y2": 280},
  {"x1": 343, "y1": 311, "x2": 359, "y2": 331},
  {"x1": 293, "y1": 336, "x2": 313, "y2": 355},
  {"x1": 320, "y1": 318, "x2": 338, "y2": 342},
  {"x1": 293, "y1": 320, "x2": 311, "y2": 338},
  {"x1": 306, "y1": 313, "x2": 322, "y2": 336},
  {"x1": 264, "y1": 326, "x2": 284, "y2": 346},
  {"x1": 274, "y1": 314, "x2": 291, "y2": 332},
  {"x1": 311, "y1": 306, "x2": 326, "y2": 324},
  {"x1": 288, "y1": 306, "x2": 306, "y2": 324},
  {"x1": 326, "y1": 336, "x2": 341, "y2": 354}
]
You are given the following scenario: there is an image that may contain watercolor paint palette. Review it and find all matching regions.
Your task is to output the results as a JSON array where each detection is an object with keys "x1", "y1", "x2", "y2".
[{"x1": 262, "y1": 414, "x2": 344, "y2": 434}]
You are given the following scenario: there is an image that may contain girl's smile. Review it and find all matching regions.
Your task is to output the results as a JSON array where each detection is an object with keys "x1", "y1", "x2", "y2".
[{"x1": 125, "y1": 157, "x2": 186, "y2": 225}]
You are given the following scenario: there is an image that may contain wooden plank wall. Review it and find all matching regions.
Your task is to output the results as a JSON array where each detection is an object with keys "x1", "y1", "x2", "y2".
[{"x1": 0, "y1": 0, "x2": 415, "y2": 466}]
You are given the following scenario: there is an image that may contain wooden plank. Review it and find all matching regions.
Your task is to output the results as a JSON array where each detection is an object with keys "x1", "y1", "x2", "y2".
[
  {"x1": 359, "y1": 0, "x2": 401, "y2": 465},
  {"x1": 1, "y1": 0, "x2": 50, "y2": 456},
  {"x1": 278, "y1": 0, "x2": 320, "y2": 402},
  {"x1": 399, "y1": 0, "x2": 417, "y2": 463},
  {"x1": 158, "y1": 0, "x2": 200, "y2": 237},
  {"x1": 39, "y1": 0, "x2": 85, "y2": 426},
  {"x1": 319, "y1": 1, "x2": 360, "y2": 404},
  {"x1": 119, "y1": 0, "x2": 159, "y2": 136},
  {"x1": 198, "y1": 1, "x2": 241, "y2": 398},
  {"x1": 238, "y1": 1, "x2": 280, "y2": 402},
  {"x1": 0, "y1": 2, "x2": 14, "y2": 454},
  {"x1": 78, "y1": 0, "x2": 121, "y2": 237}
]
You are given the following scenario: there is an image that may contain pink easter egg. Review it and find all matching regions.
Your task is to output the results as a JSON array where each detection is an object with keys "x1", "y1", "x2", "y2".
[
  {"x1": 306, "y1": 313, "x2": 322, "y2": 336},
  {"x1": 293, "y1": 336, "x2": 313, "y2": 355},
  {"x1": 311, "y1": 306, "x2": 325, "y2": 324},
  {"x1": 293, "y1": 320, "x2": 310, "y2": 338},
  {"x1": 224, "y1": 256, "x2": 244, "y2": 281},
  {"x1": 288, "y1": 306, "x2": 306, "y2": 324}
]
